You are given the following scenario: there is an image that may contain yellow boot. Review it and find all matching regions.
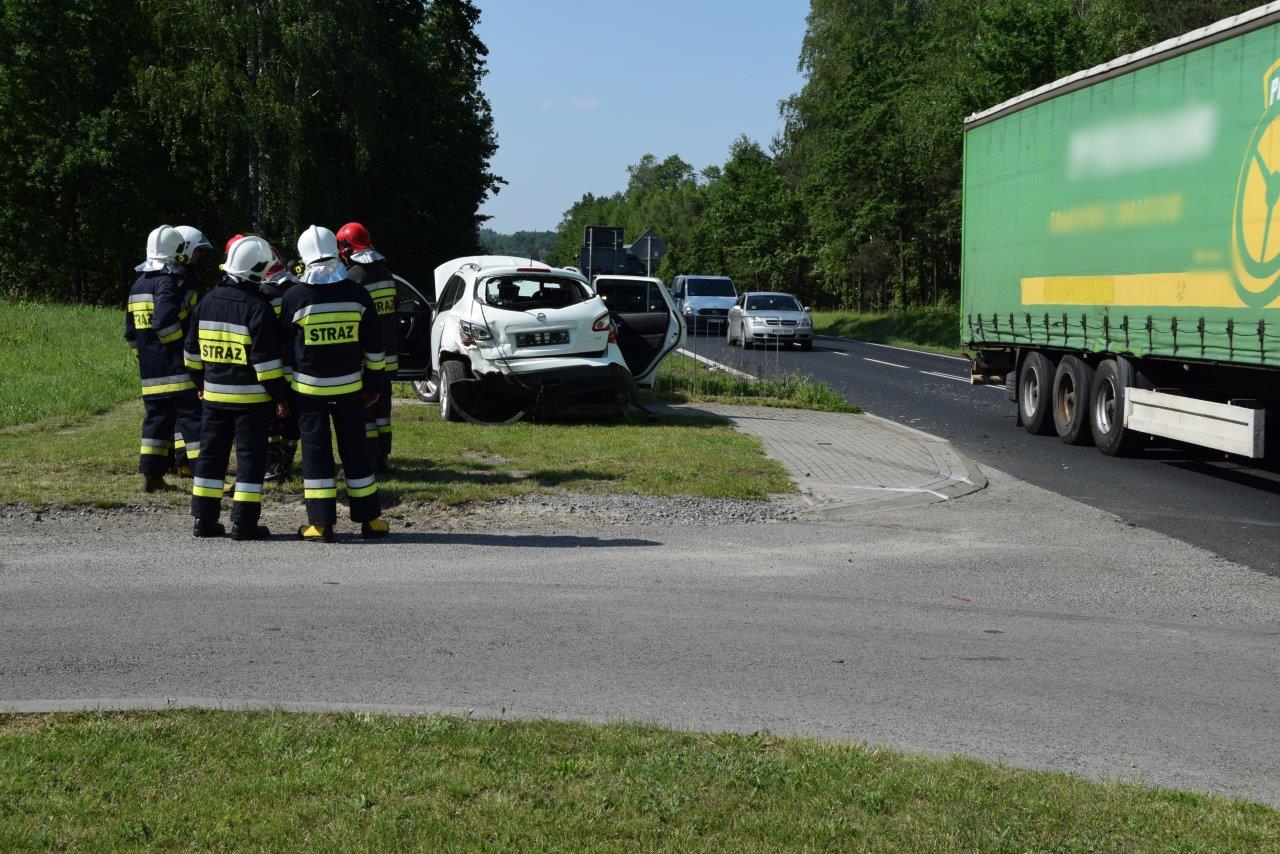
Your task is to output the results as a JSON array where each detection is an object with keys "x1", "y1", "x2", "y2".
[
  {"x1": 297, "y1": 524, "x2": 334, "y2": 543},
  {"x1": 361, "y1": 518, "x2": 390, "y2": 539}
]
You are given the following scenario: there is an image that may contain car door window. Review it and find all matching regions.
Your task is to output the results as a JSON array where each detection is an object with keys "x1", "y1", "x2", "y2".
[
  {"x1": 396, "y1": 276, "x2": 430, "y2": 308},
  {"x1": 596, "y1": 279, "x2": 667, "y2": 313},
  {"x1": 438, "y1": 276, "x2": 465, "y2": 313}
]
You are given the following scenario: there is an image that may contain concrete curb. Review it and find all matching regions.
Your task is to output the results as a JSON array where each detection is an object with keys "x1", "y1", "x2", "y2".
[{"x1": 659, "y1": 403, "x2": 986, "y2": 515}]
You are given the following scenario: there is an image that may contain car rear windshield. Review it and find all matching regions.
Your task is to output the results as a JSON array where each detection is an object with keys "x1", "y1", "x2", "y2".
[
  {"x1": 596, "y1": 279, "x2": 667, "y2": 313},
  {"x1": 746, "y1": 294, "x2": 801, "y2": 311},
  {"x1": 686, "y1": 278, "x2": 736, "y2": 297},
  {"x1": 482, "y1": 275, "x2": 590, "y2": 311}
]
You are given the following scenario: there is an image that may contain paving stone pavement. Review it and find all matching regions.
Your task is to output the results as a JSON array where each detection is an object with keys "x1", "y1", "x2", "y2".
[{"x1": 663, "y1": 404, "x2": 986, "y2": 514}]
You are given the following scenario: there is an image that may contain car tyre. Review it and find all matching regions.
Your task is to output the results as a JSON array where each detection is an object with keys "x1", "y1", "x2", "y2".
[
  {"x1": 1018, "y1": 350, "x2": 1056, "y2": 435},
  {"x1": 799, "y1": 339, "x2": 813, "y2": 351},
  {"x1": 412, "y1": 376, "x2": 439, "y2": 403},
  {"x1": 1091, "y1": 358, "x2": 1144, "y2": 456},
  {"x1": 439, "y1": 359, "x2": 466, "y2": 423},
  {"x1": 1052, "y1": 355, "x2": 1095, "y2": 445}
]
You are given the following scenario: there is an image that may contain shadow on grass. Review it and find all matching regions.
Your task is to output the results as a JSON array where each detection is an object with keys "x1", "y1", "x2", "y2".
[{"x1": 370, "y1": 460, "x2": 619, "y2": 507}]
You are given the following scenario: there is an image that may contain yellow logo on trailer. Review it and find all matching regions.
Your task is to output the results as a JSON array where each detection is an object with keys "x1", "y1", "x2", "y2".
[{"x1": 1230, "y1": 58, "x2": 1280, "y2": 307}]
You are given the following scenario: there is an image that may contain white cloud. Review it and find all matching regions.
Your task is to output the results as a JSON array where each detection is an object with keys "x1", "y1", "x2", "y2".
[{"x1": 569, "y1": 96, "x2": 600, "y2": 111}]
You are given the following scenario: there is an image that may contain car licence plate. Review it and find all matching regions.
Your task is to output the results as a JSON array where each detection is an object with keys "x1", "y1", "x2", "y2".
[{"x1": 516, "y1": 330, "x2": 569, "y2": 348}]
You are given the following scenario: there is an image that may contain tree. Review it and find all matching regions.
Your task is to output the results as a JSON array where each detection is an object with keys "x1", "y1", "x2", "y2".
[{"x1": 0, "y1": 0, "x2": 500, "y2": 303}]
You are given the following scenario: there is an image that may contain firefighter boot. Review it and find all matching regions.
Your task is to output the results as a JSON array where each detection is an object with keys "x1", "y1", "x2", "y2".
[
  {"x1": 143, "y1": 474, "x2": 173, "y2": 494},
  {"x1": 361, "y1": 518, "x2": 390, "y2": 539},
  {"x1": 193, "y1": 520, "x2": 226, "y2": 538},
  {"x1": 298, "y1": 524, "x2": 335, "y2": 543},
  {"x1": 231, "y1": 523, "x2": 271, "y2": 541}
]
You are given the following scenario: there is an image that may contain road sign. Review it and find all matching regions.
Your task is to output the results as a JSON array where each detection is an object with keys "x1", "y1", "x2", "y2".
[{"x1": 630, "y1": 229, "x2": 667, "y2": 275}]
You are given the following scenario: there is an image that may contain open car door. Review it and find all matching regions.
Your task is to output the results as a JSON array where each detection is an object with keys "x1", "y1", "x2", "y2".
[
  {"x1": 594, "y1": 276, "x2": 685, "y2": 387},
  {"x1": 392, "y1": 274, "x2": 431, "y2": 380}
]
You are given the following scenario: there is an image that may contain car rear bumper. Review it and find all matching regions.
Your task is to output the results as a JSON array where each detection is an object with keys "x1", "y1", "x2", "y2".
[{"x1": 488, "y1": 360, "x2": 638, "y2": 403}]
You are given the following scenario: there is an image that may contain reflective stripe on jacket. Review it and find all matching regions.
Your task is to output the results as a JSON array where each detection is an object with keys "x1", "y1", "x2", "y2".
[
  {"x1": 279, "y1": 278, "x2": 383, "y2": 398},
  {"x1": 184, "y1": 278, "x2": 288, "y2": 408},
  {"x1": 124, "y1": 268, "x2": 194, "y2": 396},
  {"x1": 347, "y1": 261, "x2": 399, "y2": 373}
]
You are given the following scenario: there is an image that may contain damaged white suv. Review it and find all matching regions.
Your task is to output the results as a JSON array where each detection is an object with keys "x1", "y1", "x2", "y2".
[{"x1": 418, "y1": 257, "x2": 683, "y2": 423}]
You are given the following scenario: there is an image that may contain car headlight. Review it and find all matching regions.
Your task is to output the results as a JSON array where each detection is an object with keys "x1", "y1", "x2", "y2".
[
  {"x1": 749, "y1": 316, "x2": 768, "y2": 325},
  {"x1": 459, "y1": 319, "x2": 493, "y2": 345},
  {"x1": 799, "y1": 316, "x2": 812, "y2": 327},
  {"x1": 682, "y1": 304, "x2": 694, "y2": 314}
]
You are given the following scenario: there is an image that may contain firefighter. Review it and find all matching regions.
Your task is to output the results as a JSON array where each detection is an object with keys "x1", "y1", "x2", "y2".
[
  {"x1": 281, "y1": 225, "x2": 390, "y2": 541},
  {"x1": 184, "y1": 235, "x2": 288, "y2": 540},
  {"x1": 259, "y1": 246, "x2": 300, "y2": 481},
  {"x1": 125, "y1": 225, "x2": 202, "y2": 493},
  {"x1": 170, "y1": 225, "x2": 212, "y2": 471},
  {"x1": 336, "y1": 222, "x2": 397, "y2": 472}
]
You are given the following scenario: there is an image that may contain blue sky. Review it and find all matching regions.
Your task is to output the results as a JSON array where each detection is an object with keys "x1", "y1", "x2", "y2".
[{"x1": 474, "y1": 1, "x2": 810, "y2": 232}]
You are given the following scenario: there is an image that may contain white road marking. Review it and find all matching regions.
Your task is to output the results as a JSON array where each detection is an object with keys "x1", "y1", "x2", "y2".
[
  {"x1": 831, "y1": 351, "x2": 849, "y2": 357},
  {"x1": 919, "y1": 370, "x2": 969, "y2": 383},
  {"x1": 817, "y1": 335, "x2": 969, "y2": 362},
  {"x1": 863, "y1": 357, "x2": 910, "y2": 369},
  {"x1": 676, "y1": 349, "x2": 759, "y2": 380}
]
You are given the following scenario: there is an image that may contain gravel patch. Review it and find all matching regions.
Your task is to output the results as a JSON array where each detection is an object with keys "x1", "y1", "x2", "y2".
[
  {"x1": 472, "y1": 491, "x2": 809, "y2": 526},
  {"x1": 1, "y1": 491, "x2": 811, "y2": 534}
]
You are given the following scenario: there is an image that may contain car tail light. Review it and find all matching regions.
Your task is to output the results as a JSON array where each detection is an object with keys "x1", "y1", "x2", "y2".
[
  {"x1": 592, "y1": 311, "x2": 617, "y2": 343},
  {"x1": 459, "y1": 319, "x2": 492, "y2": 346}
]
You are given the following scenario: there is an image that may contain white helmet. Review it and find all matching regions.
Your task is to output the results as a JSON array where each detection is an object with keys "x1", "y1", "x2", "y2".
[
  {"x1": 223, "y1": 235, "x2": 274, "y2": 283},
  {"x1": 297, "y1": 225, "x2": 348, "y2": 284},
  {"x1": 135, "y1": 225, "x2": 184, "y2": 272},
  {"x1": 175, "y1": 225, "x2": 212, "y2": 260},
  {"x1": 298, "y1": 225, "x2": 339, "y2": 265}
]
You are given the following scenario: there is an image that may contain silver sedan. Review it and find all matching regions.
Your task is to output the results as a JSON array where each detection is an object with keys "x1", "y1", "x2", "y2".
[{"x1": 726, "y1": 291, "x2": 814, "y2": 350}]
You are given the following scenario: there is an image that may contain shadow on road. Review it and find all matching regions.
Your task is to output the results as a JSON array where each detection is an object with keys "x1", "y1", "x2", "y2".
[{"x1": 373, "y1": 532, "x2": 662, "y2": 548}]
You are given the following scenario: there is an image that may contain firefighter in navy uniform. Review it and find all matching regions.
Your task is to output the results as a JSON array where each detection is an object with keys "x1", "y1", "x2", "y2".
[
  {"x1": 336, "y1": 222, "x2": 397, "y2": 473},
  {"x1": 170, "y1": 225, "x2": 212, "y2": 471},
  {"x1": 184, "y1": 236, "x2": 289, "y2": 540},
  {"x1": 281, "y1": 225, "x2": 390, "y2": 541},
  {"x1": 259, "y1": 246, "x2": 300, "y2": 480},
  {"x1": 124, "y1": 225, "x2": 202, "y2": 492}
]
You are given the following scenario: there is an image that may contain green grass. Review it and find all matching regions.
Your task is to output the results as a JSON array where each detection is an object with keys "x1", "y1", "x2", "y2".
[
  {"x1": 651, "y1": 354, "x2": 856, "y2": 413},
  {"x1": 811, "y1": 304, "x2": 964, "y2": 356},
  {"x1": 0, "y1": 297, "x2": 793, "y2": 507},
  {"x1": 0, "y1": 301, "x2": 137, "y2": 427},
  {"x1": 0, "y1": 398, "x2": 792, "y2": 508},
  {"x1": 1, "y1": 711, "x2": 1275, "y2": 850}
]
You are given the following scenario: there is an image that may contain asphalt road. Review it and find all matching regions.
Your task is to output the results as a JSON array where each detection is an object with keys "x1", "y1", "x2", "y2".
[
  {"x1": 682, "y1": 330, "x2": 1280, "y2": 576},
  {"x1": 4, "y1": 468, "x2": 1278, "y2": 804}
]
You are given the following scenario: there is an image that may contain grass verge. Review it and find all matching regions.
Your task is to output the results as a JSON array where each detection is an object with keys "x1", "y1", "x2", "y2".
[
  {"x1": 811, "y1": 305, "x2": 963, "y2": 356},
  {"x1": 0, "y1": 397, "x2": 792, "y2": 507},
  {"x1": 1, "y1": 711, "x2": 1275, "y2": 850},
  {"x1": 650, "y1": 354, "x2": 856, "y2": 413},
  {"x1": 0, "y1": 301, "x2": 137, "y2": 427}
]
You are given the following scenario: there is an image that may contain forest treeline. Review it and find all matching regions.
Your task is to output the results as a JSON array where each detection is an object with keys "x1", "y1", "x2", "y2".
[
  {"x1": 551, "y1": 0, "x2": 1254, "y2": 310},
  {"x1": 479, "y1": 228, "x2": 557, "y2": 261},
  {"x1": 0, "y1": 0, "x2": 498, "y2": 303}
]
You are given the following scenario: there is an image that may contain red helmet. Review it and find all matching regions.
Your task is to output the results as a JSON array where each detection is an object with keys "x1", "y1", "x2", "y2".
[
  {"x1": 265, "y1": 244, "x2": 286, "y2": 281},
  {"x1": 224, "y1": 233, "x2": 246, "y2": 254},
  {"x1": 335, "y1": 222, "x2": 373, "y2": 259}
]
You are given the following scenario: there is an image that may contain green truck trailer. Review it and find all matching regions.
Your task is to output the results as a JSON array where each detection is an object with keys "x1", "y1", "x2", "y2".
[{"x1": 962, "y1": 3, "x2": 1280, "y2": 457}]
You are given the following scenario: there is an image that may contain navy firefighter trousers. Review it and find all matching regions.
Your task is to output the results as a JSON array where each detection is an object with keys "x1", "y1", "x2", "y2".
[{"x1": 298, "y1": 392, "x2": 381, "y2": 526}]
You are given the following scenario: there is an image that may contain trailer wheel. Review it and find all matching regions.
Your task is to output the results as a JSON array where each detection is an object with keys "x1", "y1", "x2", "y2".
[
  {"x1": 1052, "y1": 355, "x2": 1095, "y2": 445},
  {"x1": 1090, "y1": 358, "x2": 1143, "y2": 456},
  {"x1": 1018, "y1": 351, "x2": 1056, "y2": 435}
]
